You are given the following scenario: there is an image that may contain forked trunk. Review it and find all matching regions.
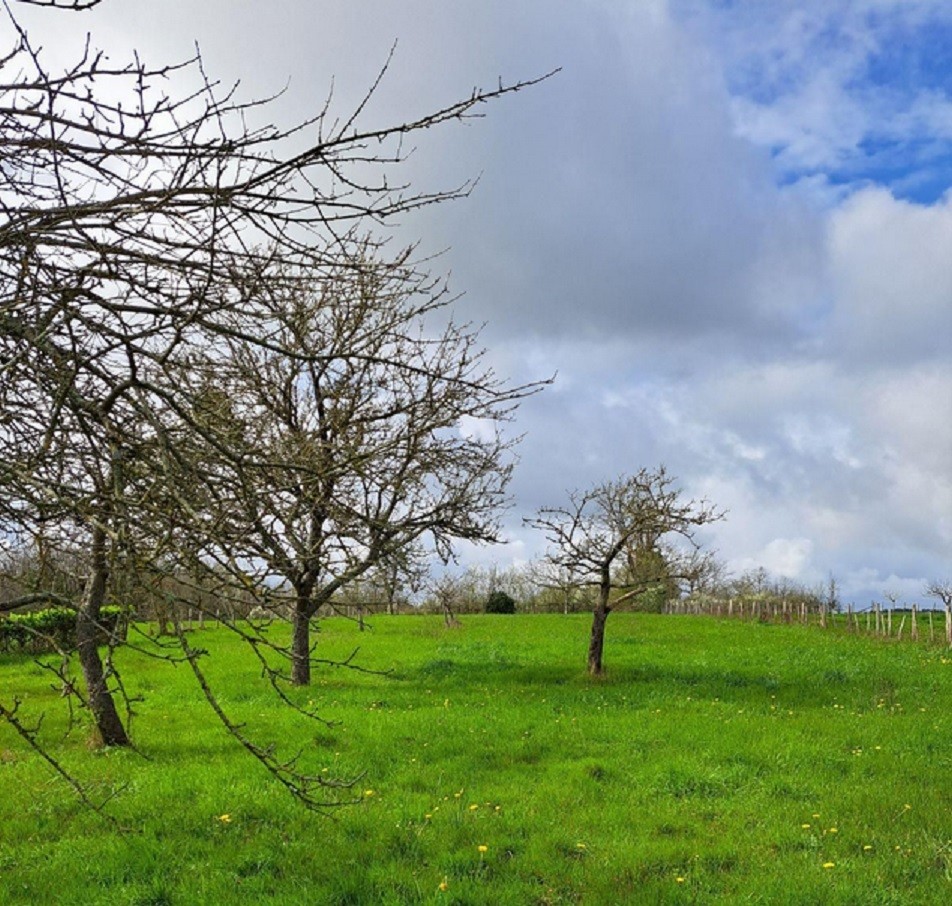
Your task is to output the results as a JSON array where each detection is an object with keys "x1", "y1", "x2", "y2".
[{"x1": 76, "y1": 525, "x2": 129, "y2": 746}]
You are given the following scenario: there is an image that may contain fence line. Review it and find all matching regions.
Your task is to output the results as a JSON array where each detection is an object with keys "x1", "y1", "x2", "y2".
[{"x1": 665, "y1": 596, "x2": 951, "y2": 647}]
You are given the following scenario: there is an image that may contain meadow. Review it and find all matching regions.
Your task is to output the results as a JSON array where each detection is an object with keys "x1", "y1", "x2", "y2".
[{"x1": 1, "y1": 613, "x2": 950, "y2": 905}]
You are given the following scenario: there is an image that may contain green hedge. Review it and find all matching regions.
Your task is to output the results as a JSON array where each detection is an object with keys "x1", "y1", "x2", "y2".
[{"x1": 0, "y1": 606, "x2": 126, "y2": 654}]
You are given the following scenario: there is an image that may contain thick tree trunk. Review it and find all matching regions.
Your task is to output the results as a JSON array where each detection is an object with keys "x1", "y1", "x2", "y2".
[
  {"x1": 76, "y1": 525, "x2": 130, "y2": 746},
  {"x1": 587, "y1": 580, "x2": 612, "y2": 675},
  {"x1": 291, "y1": 601, "x2": 312, "y2": 686}
]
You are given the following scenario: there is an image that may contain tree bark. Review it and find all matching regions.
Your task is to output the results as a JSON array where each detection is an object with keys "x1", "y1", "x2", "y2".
[
  {"x1": 76, "y1": 524, "x2": 130, "y2": 746},
  {"x1": 587, "y1": 580, "x2": 611, "y2": 675},
  {"x1": 290, "y1": 600, "x2": 312, "y2": 686}
]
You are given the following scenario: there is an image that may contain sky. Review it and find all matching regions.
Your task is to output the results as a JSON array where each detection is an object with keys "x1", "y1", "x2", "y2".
[{"x1": 17, "y1": 0, "x2": 952, "y2": 604}]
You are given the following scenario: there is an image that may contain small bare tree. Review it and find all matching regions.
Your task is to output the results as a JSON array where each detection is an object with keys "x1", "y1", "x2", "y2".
[
  {"x1": 528, "y1": 467, "x2": 722, "y2": 675},
  {"x1": 925, "y1": 581, "x2": 952, "y2": 646}
]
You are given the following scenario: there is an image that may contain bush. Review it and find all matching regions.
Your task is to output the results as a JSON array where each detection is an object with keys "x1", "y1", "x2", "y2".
[
  {"x1": 0, "y1": 606, "x2": 126, "y2": 654},
  {"x1": 485, "y1": 590, "x2": 517, "y2": 614}
]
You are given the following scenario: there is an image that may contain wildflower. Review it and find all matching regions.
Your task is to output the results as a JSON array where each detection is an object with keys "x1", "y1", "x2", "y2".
[
  {"x1": 424, "y1": 814, "x2": 432, "y2": 820},
  {"x1": 364, "y1": 789, "x2": 375, "y2": 798},
  {"x1": 477, "y1": 845, "x2": 488, "y2": 854},
  {"x1": 676, "y1": 877, "x2": 685, "y2": 883},
  {"x1": 576, "y1": 843, "x2": 586, "y2": 850},
  {"x1": 469, "y1": 804, "x2": 479, "y2": 811},
  {"x1": 217, "y1": 814, "x2": 232, "y2": 823},
  {"x1": 828, "y1": 827, "x2": 838, "y2": 834},
  {"x1": 801, "y1": 824, "x2": 811, "y2": 829},
  {"x1": 438, "y1": 879, "x2": 448, "y2": 892},
  {"x1": 863, "y1": 845, "x2": 873, "y2": 851},
  {"x1": 823, "y1": 862, "x2": 835, "y2": 869}
]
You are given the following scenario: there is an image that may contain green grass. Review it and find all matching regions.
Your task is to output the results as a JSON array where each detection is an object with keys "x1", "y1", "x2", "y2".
[{"x1": 1, "y1": 614, "x2": 951, "y2": 904}]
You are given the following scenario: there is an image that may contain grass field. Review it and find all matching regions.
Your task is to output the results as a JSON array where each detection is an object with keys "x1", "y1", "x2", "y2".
[{"x1": 1, "y1": 613, "x2": 951, "y2": 904}]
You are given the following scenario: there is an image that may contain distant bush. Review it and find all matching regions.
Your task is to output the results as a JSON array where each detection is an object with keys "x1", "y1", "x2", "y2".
[
  {"x1": 485, "y1": 590, "x2": 517, "y2": 614},
  {"x1": 0, "y1": 606, "x2": 125, "y2": 654}
]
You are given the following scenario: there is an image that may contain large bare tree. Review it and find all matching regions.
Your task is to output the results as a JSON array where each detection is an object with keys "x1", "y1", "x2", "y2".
[
  {"x1": 528, "y1": 467, "x2": 722, "y2": 675},
  {"x1": 171, "y1": 254, "x2": 542, "y2": 685},
  {"x1": 0, "y1": 0, "x2": 550, "y2": 801}
]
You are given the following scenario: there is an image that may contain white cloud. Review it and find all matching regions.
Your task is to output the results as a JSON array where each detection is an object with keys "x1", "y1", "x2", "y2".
[{"x1": 827, "y1": 188, "x2": 952, "y2": 362}]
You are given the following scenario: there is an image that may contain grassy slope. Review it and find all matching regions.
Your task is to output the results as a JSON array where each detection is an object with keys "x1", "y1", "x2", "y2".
[{"x1": 1, "y1": 614, "x2": 950, "y2": 905}]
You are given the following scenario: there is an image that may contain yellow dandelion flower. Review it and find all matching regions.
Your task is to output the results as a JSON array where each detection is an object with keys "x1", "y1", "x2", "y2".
[
  {"x1": 469, "y1": 804, "x2": 479, "y2": 811},
  {"x1": 823, "y1": 862, "x2": 835, "y2": 869},
  {"x1": 828, "y1": 827, "x2": 838, "y2": 834},
  {"x1": 217, "y1": 814, "x2": 232, "y2": 823},
  {"x1": 576, "y1": 843, "x2": 586, "y2": 850},
  {"x1": 364, "y1": 789, "x2": 375, "y2": 798},
  {"x1": 801, "y1": 824, "x2": 811, "y2": 829},
  {"x1": 424, "y1": 813, "x2": 432, "y2": 820},
  {"x1": 438, "y1": 879, "x2": 448, "y2": 892},
  {"x1": 477, "y1": 844, "x2": 488, "y2": 853},
  {"x1": 676, "y1": 877, "x2": 685, "y2": 883},
  {"x1": 863, "y1": 845, "x2": 873, "y2": 851}
]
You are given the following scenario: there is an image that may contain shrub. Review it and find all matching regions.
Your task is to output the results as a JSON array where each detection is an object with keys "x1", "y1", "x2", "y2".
[
  {"x1": 0, "y1": 605, "x2": 126, "y2": 654},
  {"x1": 485, "y1": 590, "x2": 517, "y2": 614}
]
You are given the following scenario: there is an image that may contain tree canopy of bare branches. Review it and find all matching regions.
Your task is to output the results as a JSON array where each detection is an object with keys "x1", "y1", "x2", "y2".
[{"x1": 168, "y1": 252, "x2": 543, "y2": 684}]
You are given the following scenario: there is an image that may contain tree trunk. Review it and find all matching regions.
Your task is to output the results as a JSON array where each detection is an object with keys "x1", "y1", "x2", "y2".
[
  {"x1": 291, "y1": 602, "x2": 312, "y2": 686},
  {"x1": 76, "y1": 524, "x2": 129, "y2": 747},
  {"x1": 442, "y1": 599, "x2": 461, "y2": 629},
  {"x1": 587, "y1": 581, "x2": 611, "y2": 675}
]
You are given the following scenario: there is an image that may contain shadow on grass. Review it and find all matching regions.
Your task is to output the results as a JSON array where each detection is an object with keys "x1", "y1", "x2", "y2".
[{"x1": 408, "y1": 655, "x2": 860, "y2": 709}]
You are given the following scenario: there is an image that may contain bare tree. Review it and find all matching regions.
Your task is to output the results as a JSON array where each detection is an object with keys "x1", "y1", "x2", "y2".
[
  {"x1": 528, "y1": 467, "x2": 722, "y2": 675},
  {"x1": 924, "y1": 581, "x2": 951, "y2": 609},
  {"x1": 925, "y1": 581, "x2": 952, "y2": 646},
  {"x1": 0, "y1": 0, "x2": 551, "y2": 802},
  {"x1": 429, "y1": 573, "x2": 466, "y2": 629},
  {"x1": 170, "y1": 258, "x2": 542, "y2": 684}
]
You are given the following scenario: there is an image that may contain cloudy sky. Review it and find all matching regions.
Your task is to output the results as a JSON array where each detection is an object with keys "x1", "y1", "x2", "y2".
[{"x1": 21, "y1": 0, "x2": 952, "y2": 603}]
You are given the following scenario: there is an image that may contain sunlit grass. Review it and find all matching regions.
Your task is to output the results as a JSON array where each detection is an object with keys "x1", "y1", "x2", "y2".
[{"x1": 2, "y1": 614, "x2": 950, "y2": 904}]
